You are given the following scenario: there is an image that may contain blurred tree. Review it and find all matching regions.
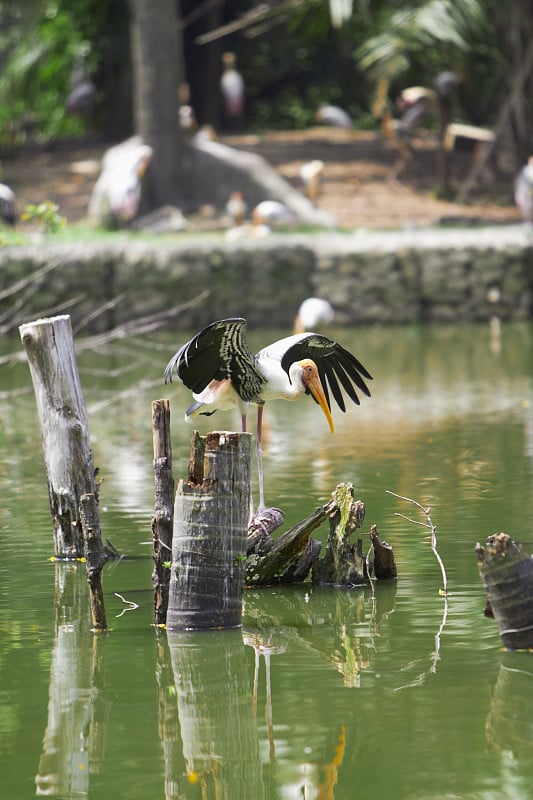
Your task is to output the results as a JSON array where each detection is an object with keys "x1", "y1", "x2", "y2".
[{"x1": 129, "y1": 0, "x2": 183, "y2": 208}]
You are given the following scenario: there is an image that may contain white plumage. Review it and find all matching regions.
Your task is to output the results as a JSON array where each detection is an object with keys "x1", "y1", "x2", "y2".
[
  {"x1": 89, "y1": 138, "x2": 152, "y2": 227},
  {"x1": 515, "y1": 157, "x2": 533, "y2": 222},
  {"x1": 0, "y1": 183, "x2": 16, "y2": 225},
  {"x1": 294, "y1": 298, "x2": 335, "y2": 333},
  {"x1": 315, "y1": 104, "x2": 352, "y2": 129},
  {"x1": 165, "y1": 318, "x2": 371, "y2": 511},
  {"x1": 252, "y1": 200, "x2": 296, "y2": 227}
]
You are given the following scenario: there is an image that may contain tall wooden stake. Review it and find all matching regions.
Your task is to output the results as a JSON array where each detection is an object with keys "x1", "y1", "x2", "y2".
[
  {"x1": 19, "y1": 314, "x2": 107, "y2": 629},
  {"x1": 166, "y1": 430, "x2": 252, "y2": 631},
  {"x1": 151, "y1": 399, "x2": 174, "y2": 626}
]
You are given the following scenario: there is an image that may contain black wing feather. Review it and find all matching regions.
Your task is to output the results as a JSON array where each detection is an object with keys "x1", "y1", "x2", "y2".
[
  {"x1": 164, "y1": 317, "x2": 265, "y2": 401},
  {"x1": 280, "y1": 333, "x2": 372, "y2": 413}
]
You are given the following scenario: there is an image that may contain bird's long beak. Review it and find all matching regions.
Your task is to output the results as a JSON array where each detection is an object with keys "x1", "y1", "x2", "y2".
[{"x1": 306, "y1": 371, "x2": 335, "y2": 433}]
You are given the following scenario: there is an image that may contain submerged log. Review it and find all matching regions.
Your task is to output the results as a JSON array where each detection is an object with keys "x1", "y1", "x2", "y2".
[
  {"x1": 166, "y1": 431, "x2": 252, "y2": 630},
  {"x1": 246, "y1": 505, "x2": 326, "y2": 586},
  {"x1": 245, "y1": 482, "x2": 394, "y2": 588},
  {"x1": 476, "y1": 532, "x2": 533, "y2": 649},
  {"x1": 151, "y1": 399, "x2": 174, "y2": 626}
]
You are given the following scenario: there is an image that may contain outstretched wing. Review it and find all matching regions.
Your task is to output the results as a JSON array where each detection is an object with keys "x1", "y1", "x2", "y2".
[
  {"x1": 164, "y1": 317, "x2": 265, "y2": 402},
  {"x1": 280, "y1": 333, "x2": 372, "y2": 412}
]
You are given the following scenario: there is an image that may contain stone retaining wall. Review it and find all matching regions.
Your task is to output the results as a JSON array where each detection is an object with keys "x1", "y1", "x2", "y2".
[{"x1": 2, "y1": 225, "x2": 533, "y2": 332}]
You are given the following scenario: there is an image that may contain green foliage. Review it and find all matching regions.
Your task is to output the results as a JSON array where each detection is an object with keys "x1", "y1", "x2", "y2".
[
  {"x1": 0, "y1": 1, "x2": 99, "y2": 142},
  {"x1": 22, "y1": 201, "x2": 66, "y2": 234},
  {"x1": 355, "y1": 0, "x2": 488, "y2": 82}
]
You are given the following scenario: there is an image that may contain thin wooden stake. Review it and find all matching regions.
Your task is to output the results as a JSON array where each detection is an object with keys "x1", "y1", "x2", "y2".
[{"x1": 151, "y1": 399, "x2": 174, "y2": 626}]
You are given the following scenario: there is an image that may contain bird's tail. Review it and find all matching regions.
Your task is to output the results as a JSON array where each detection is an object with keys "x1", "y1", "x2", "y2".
[{"x1": 185, "y1": 400, "x2": 217, "y2": 422}]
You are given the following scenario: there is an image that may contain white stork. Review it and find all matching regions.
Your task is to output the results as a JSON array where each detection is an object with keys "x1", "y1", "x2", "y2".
[
  {"x1": 164, "y1": 318, "x2": 372, "y2": 512},
  {"x1": 294, "y1": 298, "x2": 335, "y2": 333},
  {"x1": 515, "y1": 156, "x2": 533, "y2": 222}
]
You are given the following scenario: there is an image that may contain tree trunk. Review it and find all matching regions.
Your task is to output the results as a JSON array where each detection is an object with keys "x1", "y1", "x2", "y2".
[{"x1": 129, "y1": 0, "x2": 184, "y2": 207}]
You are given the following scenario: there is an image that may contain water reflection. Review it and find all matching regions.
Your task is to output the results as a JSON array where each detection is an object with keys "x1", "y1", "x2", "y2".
[
  {"x1": 35, "y1": 565, "x2": 109, "y2": 797},
  {"x1": 2, "y1": 322, "x2": 533, "y2": 799}
]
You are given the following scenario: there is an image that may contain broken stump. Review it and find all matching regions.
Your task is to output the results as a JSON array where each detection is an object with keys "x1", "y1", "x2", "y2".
[
  {"x1": 166, "y1": 431, "x2": 252, "y2": 630},
  {"x1": 476, "y1": 532, "x2": 533, "y2": 649}
]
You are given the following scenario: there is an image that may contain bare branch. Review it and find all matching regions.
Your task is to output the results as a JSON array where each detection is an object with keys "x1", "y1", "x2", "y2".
[{"x1": 387, "y1": 489, "x2": 448, "y2": 594}]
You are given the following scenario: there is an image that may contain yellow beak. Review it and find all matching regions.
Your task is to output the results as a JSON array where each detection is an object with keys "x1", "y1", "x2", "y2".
[{"x1": 306, "y1": 370, "x2": 335, "y2": 433}]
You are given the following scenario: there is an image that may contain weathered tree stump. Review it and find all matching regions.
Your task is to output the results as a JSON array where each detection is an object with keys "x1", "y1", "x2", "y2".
[
  {"x1": 369, "y1": 524, "x2": 398, "y2": 580},
  {"x1": 312, "y1": 483, "x2": 367, "y2": 586},
  {"x1": 245, "y1": 482, "x2": 395, "y2": 588},
  {"x1": 19, "y1": 315, "x2": 99, "y2": 558},
  {"x1": 476, "y1": 532, "x2": 533, "y2": 649},
  {"x1": 19, "y1": 314, "x2": 108, "y2": 629},
  {"x1": 151, "y1": 399, "x2": 174, "y2": 626},
  {"x1": 166, "y1": 431, "x2": 252, "y2": 630}
]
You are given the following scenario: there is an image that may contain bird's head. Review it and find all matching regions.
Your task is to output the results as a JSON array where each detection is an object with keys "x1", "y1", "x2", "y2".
[{"x1": 298, "y1": 358, "x2": 334, "y2": 433}]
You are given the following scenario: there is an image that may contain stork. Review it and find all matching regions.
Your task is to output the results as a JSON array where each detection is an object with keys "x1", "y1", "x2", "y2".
[
  {"x1": 0, "y1": 183, "x2": 16, "y2": 226},
  {"x1": 315, "y1": 104, "x2": 352, "y2": 130},
  {"x1": 164, "y1": 318, "x2": 371, "y2": 512},
  {"x1": 515, "y1": 157, "x2": 533, "y2": 222},
  {"x1": 220, "y1": 51, "x2": 245, "y2": 120},
  {"x1": 294, "y1": 298, "x2": 335, "y2": 334}
]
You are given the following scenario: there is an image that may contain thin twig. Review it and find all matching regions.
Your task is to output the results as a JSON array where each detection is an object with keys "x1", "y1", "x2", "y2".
[{"x1": 386, "y1": 489, "x2": 448, "y2": 594}]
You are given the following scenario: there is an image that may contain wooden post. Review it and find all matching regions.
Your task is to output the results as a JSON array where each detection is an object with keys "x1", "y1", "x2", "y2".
[
  {"x1": 166, "y1": 430, "x2": 252, "y2": 631},
  {"x1": 19, "y1": 315, "x2": 107, "y2": 630},
  {"x1": 151, "y1": 399, "x2": 174, "y2": 626},
  {"x1": 19, "y1": 315, "x2": 98, "y2": 558},
  {"x1": 476, "y1": 532, "x2": 533, "y2": 649}
]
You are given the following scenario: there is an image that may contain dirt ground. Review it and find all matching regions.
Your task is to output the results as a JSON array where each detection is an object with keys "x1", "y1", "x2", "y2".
[{"x1": 1, "y1": 127, "x2": 521, "y2": 230}]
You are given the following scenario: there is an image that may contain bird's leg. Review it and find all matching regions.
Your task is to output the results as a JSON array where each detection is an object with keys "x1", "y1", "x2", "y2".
[{"x1": 256, "y1": 404, "x2": 266, "y2": 512}]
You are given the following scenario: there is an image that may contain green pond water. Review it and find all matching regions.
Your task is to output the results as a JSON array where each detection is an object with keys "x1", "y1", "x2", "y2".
[{"x1": 2, "y1": 321, "x2": 533, "y2": 799}]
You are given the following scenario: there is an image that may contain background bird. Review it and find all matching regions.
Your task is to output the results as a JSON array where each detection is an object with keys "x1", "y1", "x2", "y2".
[
  {"x1": 515, "y1": 156, "x2": 533, "y2": 222},
  {"x1": 165, "y1": 318, "x2": 371, "y2": 512},
  {"x1": 252, "y1": 200, "x2": 296, "y2": 228},
  {"x1": 294, "y1": 298, "x2": 335, "y2": 333},
  {"x1": 0, "y1": 183, "x2": 16, "y2": 225},
  {"x1": 220, "y1": 51, "x2": 245, "y2": 122},
  {"x1": 299, "y1": 159, "x2": 324, "y2": 204},
  {"x1": 315, "y1": 104, "x2": 352, "y2": 130},
  {"x1": 88, "y1": 138, "x2": 153, "y2": 227}
]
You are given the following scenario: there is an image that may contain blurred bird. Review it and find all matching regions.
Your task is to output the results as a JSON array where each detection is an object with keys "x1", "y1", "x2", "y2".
[
  {"x1": 294, "y1": 298, "x2": 335, "y2": 334},
  {"x1": 315, "y1": 104, "x2": 352, "y2": 130},
  {"x1": 299, "y1": 159, "x2": 324, "y2": 204},
  {"x1": 221, "y1": 51, "x2": 245, "y2": 119},
  {"x1": 226, "y1": 191, "x2": 247, "y2": 226},
  {"x1": 252, "y1": 200, "x2": 296, "y2": 227},
  {"x1": 179, "y1": 104, "x2": 197, "y2": 132},
  {"x1": 66, "y1": 64, "x2": 96, "y2": 118},
  {"x1": 89, "y1": 139, "x2": 153, "y2": 228},
  {"x1": 164, "y1": 317, "x2": 371, "y2": 510},
  {"x1": 0, "y1": 183, "x2": 16, "y2": 225},
  {"x1": 395, "y1": 87, "x2": 436, "y2": 136},
  {"x1": 515, "y1": 157, "x2": 533, "y2": 222}
]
